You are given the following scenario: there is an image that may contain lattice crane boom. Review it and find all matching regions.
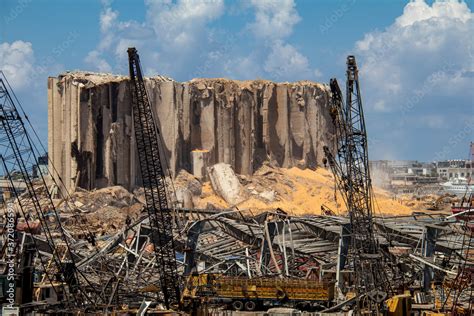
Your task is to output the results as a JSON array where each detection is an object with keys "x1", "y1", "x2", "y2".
[
  {"x1": 324, "y1": 56, "x2": 390, "y2": 300},
  {"x1": 127, "y1": 47, "x2": 180, "y2": 309},
  {"x1": 0, "y1": 72, "x2": 91, "y2": 308}
]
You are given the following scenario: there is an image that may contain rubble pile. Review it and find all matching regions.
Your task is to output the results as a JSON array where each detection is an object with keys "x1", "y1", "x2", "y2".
[
  {"x1": 54, "y1": 164, "x2": 427, "y2": 231},
  {"x1": 9, "y1": 186, "x2": 142, "y2": 237},
  {"x1": 0, "y1": 162, "x2": 471, "y2": 313},
  {"x1": 186, "y1": 163, "x2": 424, "y2": 216},
  {"x1": 1, "y1": 182, "x2": 471, "y2": 312},
  {"x1": 66, "y1": 186, "x2": 143, "y2": 234},
  {"x1": 4, "y1": 163, "x2": 428, "y2": 239}
]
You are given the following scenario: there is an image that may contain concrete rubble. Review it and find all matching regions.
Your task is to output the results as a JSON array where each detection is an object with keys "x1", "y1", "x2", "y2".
[
  {"x1": 48, "y1": 72, "x2": 335, "y2": 193},
  {"x1": 208, "y1": 163, "x2": 245, "y2": 205}
]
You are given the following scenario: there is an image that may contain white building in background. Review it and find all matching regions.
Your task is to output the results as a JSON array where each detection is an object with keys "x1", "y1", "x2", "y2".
[
  {"x1": 436, "y1": 160, "x2": 472, "y2": 180},
  {"x1": 369, "y1": 143, "x2": 474, "y2": 193},
  {"x1": 369, "y1": 160, "x2": 438, "y2": 191},
  {"x1": 0, "y1": 178, "x2": 27, "y2": 203}
]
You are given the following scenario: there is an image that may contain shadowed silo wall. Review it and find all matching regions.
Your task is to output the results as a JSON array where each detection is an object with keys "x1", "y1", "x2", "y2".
[{"x1": 48, "y1": 72, "x2": 335, "y2": 192}]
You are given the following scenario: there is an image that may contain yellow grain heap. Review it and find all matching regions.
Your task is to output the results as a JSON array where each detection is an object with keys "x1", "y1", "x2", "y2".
[{"x1": 195, "y1": 166, "x2": 420, "y2": 216}]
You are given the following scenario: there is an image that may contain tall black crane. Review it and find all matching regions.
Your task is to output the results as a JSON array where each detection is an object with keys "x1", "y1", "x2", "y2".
[
  {"x1": 127, "y1": 47, "x2": 180, "y2": 309},
  {"x1": 324, "y1": 56, "x2": 390, "y2": 303}
]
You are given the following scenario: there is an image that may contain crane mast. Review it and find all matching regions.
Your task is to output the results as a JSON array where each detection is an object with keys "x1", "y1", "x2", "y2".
[
  {"x1": 127, "y1": 47, "x2": 180, "y2": 309},
  {"x1": 324, "y1": 56, "x2": 389, "y2": 301},
  {"x1": 0, "y1": 73, "x2": 91, "y2": 309}
]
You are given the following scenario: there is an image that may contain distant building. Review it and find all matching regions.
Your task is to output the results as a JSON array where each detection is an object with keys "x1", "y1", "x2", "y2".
[
  {"x1": 369, "y1": 143, "x2": 474, "y2": 193},
  {"x1": 471, "y1": 142, "x2": 474, "y2": 161},
  {"x1": 33, "y1": 154, "x2": 49, "y2": 178},
  {"x1": 436, "y1": 159, "x2": 472, "y2": 180},
  {"x1": 0, "y1": 153, "x2": 47, "y2": 203},
  {"x1": 369, "y1": 160, "x2": 438, "y2": 193},
  {"x1": 0, "y1": 178, "x2": 27, "y2": 203},
  {"x1": 407, "y1": 162, "x2": 437, "y2": 177}
]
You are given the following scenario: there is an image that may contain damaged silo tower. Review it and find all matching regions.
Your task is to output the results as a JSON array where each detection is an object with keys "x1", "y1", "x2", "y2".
[{"x1": 48, "y1": 72, "x2": 335, "y2": 192}]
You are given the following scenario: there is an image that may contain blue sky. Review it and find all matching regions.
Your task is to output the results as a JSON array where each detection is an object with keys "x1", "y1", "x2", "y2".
[{"x1": 1, "y1": 0, "x2": 473, "y2": 162}]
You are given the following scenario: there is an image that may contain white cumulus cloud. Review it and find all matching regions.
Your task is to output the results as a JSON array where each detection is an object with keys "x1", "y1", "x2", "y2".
[
  {"x1": 85, "y1": 0, "x2": 225, "y2": 78},
  {"x1": 237, "y1": 0, "x2": 318, "y2": 81},
  {"x1": 395, "y1": 0, "x2": 471, "y2": 27},
  {"x1": 146, "y1": 0, "x2": 224, "y2": 52},
  {"x1": 100, "y1": 7, "x2": 118, "y2": 33},
  {"x1": 264, "y1": 40, "x2": 310, "y2": 80},
  {"x1": 86, "y1": 0, "x2": 320, "y2": 82},
  {"x1": 0, "y1": 41, "x2": 36, "y2": 90},
  {"x1": 354, "y1": 0, "x2": 473, "y2": 160},
  {"x1": 355, "y1": 0, "x2": 474, "y2": 112},
  {"x1": 248, "y1": 0, "x2": 300, "y2": 40},
  {"x1": 84, "y1": 50, "x2": 112, "y2": 73}
]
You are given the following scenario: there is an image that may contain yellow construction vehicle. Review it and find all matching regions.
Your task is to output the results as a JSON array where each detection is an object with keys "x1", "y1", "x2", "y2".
[
  {"x1": 426, "y1": 193, "x2": 457, "y2": 211},
  {"x1": 385, "y1": 294, "x2": 411, "y2": 316},
  {"x1": 182, "y1": 274, "x2": 334, "y2": 311}
]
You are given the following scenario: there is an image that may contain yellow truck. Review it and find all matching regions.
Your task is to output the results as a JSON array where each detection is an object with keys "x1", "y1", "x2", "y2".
[{"x1": 182, "y1": 274, "x2": 334, "y2": 311}]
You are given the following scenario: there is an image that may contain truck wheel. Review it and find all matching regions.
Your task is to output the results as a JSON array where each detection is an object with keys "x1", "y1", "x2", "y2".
[
  {"x1": 232, "y1": 300, "x2": 244, "y2": 311},
  {"x1": 245, "y1": 301, "x2": 256, "y2": 311}
]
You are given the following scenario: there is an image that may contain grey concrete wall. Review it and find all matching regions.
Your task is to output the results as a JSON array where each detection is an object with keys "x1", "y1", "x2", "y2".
[{"x1": 48, "y1": 72, "x2": 335, "y2": 192}]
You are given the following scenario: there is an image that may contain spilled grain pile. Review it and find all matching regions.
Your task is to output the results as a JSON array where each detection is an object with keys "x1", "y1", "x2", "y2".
[{"x1": 194, "y1": 164, "x2": 420, "y2": 216}]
